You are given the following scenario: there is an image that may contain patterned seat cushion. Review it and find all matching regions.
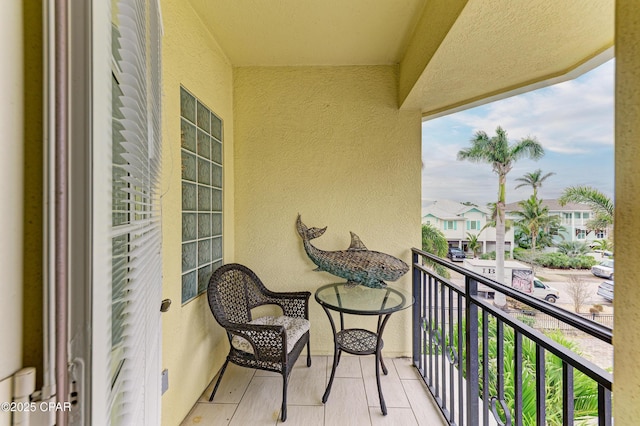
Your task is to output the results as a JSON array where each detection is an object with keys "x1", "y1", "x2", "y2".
[{"x1": 231, "y1": 316, "x2": 310, "y2": 354}]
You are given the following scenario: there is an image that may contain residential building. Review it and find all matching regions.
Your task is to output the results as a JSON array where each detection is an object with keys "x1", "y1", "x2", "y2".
[
  {"x1": 505, "y1": 199, "x2": 611, "y2": 246},
  {"x1": 422, "y1": 200, "x2": 515, "y2": 255},
  {"x1": 2, "y1": 1, "x2": 639, "y2": 425}
]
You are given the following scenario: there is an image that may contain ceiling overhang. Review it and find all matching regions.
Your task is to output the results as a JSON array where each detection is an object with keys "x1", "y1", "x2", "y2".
[{"x1": 188, "y1": 0, "x2": 614, "y2": 118}]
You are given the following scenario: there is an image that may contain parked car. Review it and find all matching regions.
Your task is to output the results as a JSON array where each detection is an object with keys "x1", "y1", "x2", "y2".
[
  {"x1": 597, "y1": 280, "x2": 614, "y2": 301},
  {"x1": 447, "y1": 247, "x2": 466, "y2": 262},
  {"x1": 591, "y1": 259, "x2": 614, "y2": 279},
  {"x1": 532, "y1": 278, "x2": 560, "y2": 303}
]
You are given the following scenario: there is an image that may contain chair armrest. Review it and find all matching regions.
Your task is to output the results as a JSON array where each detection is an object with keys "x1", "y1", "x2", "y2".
[{"x1": 263, "y1": 291, "x2": 311, "y2": 319}]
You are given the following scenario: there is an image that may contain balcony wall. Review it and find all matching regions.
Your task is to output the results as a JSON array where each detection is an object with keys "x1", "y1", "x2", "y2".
[
  {"x1": 160, "y1": 1, "x2": 236, "y2": 424},
  {"x1": 233, "y1": 65, "x2": 422, "y2": 358},
  {"x1": 615, "y1": 1, "x2": 640, "y2": 423}
]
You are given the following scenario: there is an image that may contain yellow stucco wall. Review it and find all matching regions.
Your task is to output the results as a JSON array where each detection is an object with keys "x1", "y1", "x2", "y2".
[
  {"x1": 233, "y1": 66, "x2": 422, "y2": 358},
  {"x1": 614, "y1": 1, "x2": 640, "y2": 423},
  {"x1": 160, "y1": 1, "x2": 235, "y2": 424}
]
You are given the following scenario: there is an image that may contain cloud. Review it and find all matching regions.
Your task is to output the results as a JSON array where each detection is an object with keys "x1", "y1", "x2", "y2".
[{"x1": 422, "y1": 60, "x2": 614, "y2": 207}]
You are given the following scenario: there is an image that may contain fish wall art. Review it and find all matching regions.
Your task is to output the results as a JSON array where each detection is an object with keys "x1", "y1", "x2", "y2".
[{"x1": 296, "y1": 215, "x2": 409, "y2": 288}]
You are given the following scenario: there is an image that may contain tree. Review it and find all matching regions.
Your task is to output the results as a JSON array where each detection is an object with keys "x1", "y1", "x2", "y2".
[
  {"x1": 421, "y1": 223, "x2": 450, "y2": 278},
  {"x1": 566, "y1": 274, "x2": 591, "y2": 313},
  {"x1": 514, "y1": 168, "x2": 555, "y2": 198},
  {"x1": 512, "y1": 196, "x2": 549, "y2": 251},
  {"x1": 592, "y1": 239, "x2": 613, "y2": 257},
  {"x1": 559, "y1": 185, "x2": 614, "y2": 231},
  {"x1": 458, "y1": 127, "x2": 544, "y2": 306},
  {"x1": 466, "y1": 233, "x2": 481, "y2": 258},
  {"x1": 481, "y1": 202, "x2": 513, "y2": 234}
]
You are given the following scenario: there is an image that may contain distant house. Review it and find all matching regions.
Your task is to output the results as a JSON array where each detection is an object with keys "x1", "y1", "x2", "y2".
[
  {"x1": 504, "y1": 199, "x2": 610, "y2": 246},
  {"x1": 422, "y1": 200, "x2": 515, "y2": 256}
]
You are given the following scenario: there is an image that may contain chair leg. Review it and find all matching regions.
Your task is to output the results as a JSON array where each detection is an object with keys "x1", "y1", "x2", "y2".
[
  {"x1": 209, "y1": 359, "x2": 230, "y2": 402},
  {"x1": 306, "y1": 340, "x2": 312, "y2": 367},
  {"x1": 281, "y1": 374, "x2": 288, "y2": 422}
]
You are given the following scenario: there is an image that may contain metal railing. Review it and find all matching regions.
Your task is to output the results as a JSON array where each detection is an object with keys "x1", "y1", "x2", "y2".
[{"x1": 411, "y1": 248, "x2": 613, "y2": 426}]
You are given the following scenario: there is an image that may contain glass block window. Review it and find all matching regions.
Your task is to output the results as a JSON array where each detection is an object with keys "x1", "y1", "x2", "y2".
[{"x1": 181, "y1": 86, "x2": 223, "y2": 304}]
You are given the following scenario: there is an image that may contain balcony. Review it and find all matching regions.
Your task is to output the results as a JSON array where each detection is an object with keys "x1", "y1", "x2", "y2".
[{"x1": 180, "y1": 249, "x2": 612, "y2": 425}]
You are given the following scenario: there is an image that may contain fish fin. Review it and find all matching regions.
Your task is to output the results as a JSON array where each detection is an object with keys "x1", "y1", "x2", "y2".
[
  {"x1": 313, "y1": 267, "x2": 323, "y2": 272},
  {"x1": 345, "y1": 280, "x2": 360, "y2": 288},
  {"x1": 348, "y1": 232, "x2": 368, "y2": 251},
  {"x1": 308, "y1": 226, "x2": 327, "y2": 240}
]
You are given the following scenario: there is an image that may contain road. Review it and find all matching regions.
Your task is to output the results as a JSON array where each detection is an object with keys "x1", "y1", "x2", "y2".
[{"x1": 535, "y1": 267, "x2": 612, "y2": 312}]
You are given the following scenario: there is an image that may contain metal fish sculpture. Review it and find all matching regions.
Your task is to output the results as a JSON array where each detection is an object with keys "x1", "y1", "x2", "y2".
[{"x1": 296, "y1": 215, "x2": 409, "y2": 288}]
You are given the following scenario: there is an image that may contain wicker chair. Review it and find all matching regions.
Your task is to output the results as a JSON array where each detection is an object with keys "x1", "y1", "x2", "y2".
[{"x1": 206, "y1": 263, "x2": 311, "y2": 422}]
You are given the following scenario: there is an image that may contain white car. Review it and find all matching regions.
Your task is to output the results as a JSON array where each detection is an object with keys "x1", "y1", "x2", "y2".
[
  {"x1": 597, "y1": 280, "x2": 614, "y2": 302},
  {"x1": 532, "y1": 278, "x2": 559, "y2": 303},
  {"x1": 592, "y1": 259, "x2": 614, "y2": 279}
]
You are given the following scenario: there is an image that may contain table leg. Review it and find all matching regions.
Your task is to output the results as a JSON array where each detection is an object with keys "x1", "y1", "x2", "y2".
[
  {"x1": 321, "y1": 305, "x2": 339, "y2": 404},
  {"x1": 376, "y1": 314, "x2": 393, "y2": 415}
]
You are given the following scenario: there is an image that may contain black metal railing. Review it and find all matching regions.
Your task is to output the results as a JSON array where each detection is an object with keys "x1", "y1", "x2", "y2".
[{"x1": 411, "y1": 248, "x2": 613, "y2": 426}]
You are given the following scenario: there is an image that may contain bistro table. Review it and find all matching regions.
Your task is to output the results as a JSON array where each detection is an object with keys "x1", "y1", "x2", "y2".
[{"x1": 314, "y1": 282, "x2": 414, "y2": 415}]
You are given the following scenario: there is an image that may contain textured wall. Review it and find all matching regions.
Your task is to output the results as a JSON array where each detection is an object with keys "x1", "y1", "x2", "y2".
[
  {"x1": 160, "y1": 1, "x2": 235, "y2": 424},
  {"x1": 234, "y1": 66, "x2": 422, "y2": 356},
  {"x1": 614, "y1": 1, "x2": 640, "y2": 423}
]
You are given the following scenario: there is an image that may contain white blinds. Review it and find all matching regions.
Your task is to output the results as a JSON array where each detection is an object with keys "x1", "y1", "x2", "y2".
[{"x1": 110, "y1": 0, "x2": 162, "y2": 424}]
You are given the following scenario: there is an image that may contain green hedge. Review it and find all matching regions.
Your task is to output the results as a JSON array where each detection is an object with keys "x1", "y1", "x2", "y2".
[{"x1": 513, "y1": 249, "x2": 597, "y2": 269}]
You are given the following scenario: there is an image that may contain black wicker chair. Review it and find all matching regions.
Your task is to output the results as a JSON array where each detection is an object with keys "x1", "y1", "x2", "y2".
[{"x1": 206, "y1": 263, "x2": 311, "y2": 422}]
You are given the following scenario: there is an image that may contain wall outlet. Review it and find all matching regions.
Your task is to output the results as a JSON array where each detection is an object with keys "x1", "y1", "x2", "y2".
[{"x1": 161, "y1": 369, "x2": 169, "y2": 395}]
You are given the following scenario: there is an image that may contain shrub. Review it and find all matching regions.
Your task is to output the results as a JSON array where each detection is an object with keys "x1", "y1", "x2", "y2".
[
  {"x1": 568, "y1": 255, "x2": 597, "y2": 269},
  {"x1": 480, "y1": 251, "x2": 512, "y2": 260},
  {"x1": 536, "y1": 252, "x2": 571, "y2": 269}
]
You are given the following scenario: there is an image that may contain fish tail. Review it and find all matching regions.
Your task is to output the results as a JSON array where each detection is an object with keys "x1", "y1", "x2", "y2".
[{"x1": 296, "y1": 214, "x2": 326, "y2": 240}]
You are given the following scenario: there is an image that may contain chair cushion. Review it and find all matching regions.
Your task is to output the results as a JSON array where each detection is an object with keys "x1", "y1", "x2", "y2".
[{"x1": 231, "y1": 316, "x2": 310, "y2": 354}]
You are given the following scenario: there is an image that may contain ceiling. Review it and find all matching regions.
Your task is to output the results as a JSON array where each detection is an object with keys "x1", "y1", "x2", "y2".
[
  {"x1": 188, "y1": 0, "x2": 427, "y2": 66},
  {"x1": 188, "y1": 0, "x2": 614, "y2": 117}
]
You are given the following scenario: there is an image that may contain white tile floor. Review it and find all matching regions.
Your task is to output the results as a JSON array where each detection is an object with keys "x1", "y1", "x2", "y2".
[{"x1": 180, "y1": 355, "x2": 447, "y2": 426}]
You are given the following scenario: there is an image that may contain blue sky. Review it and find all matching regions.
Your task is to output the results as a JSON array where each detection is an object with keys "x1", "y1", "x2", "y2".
[{"x1": 421, "y1": 59, "x2": 614, "y2": 210}]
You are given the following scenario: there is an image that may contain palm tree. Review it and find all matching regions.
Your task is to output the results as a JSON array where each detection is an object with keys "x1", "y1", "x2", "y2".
[
  {"x1": 421, "y1": 223, "x2": 450, "y2": 278},
  {"x1": 458, "y1": 127, "x2": 544, "y2": 305},
  {"x1": 480, "y1": 202, "x2": 513, "y2": 234},
  {"x1": 512, "y1": 196, "x2": 550, "y2": 251},
  {"x1": 515, "y1": 168, "x2": 555, "y2": 198},
  {"x1": 466, "y1": 233, "x2": 481, "y2": 258},
  {"x1": 557, "y1": 241, "x2": 591, "y2": 257},
  {"x1": 559, "y1": 185, "x2": 614, "y2": 231}
]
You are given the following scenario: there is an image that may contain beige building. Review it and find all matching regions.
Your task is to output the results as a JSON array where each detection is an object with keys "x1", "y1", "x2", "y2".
[{"x1": 2, "y1": 1, "x2": 638, "y2": 425}]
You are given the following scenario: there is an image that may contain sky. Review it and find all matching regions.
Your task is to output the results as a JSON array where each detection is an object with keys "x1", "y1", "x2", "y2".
[{"x1": 421, "y1": 59, "x2": 614, "y2": 211}]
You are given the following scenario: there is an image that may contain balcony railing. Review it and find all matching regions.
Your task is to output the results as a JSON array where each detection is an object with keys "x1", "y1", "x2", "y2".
[{"x1": 411, "y1": 248, "x2": 613, "y2": 426}]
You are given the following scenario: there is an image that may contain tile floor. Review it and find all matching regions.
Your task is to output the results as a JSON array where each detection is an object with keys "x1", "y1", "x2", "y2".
[{"x1": 180, "y1": 355, "x2": 447, "y2": 426}]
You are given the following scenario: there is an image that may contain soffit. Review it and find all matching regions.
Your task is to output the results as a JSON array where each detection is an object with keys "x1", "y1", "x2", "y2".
[
  {"x1": 188, "y1": 0, "x2": 427, "y2": 66},
  {"x1": 187, "y1": 0, "x2": 614, "y2": 116},
  {"x1": 403, "y1": 0, "x2": 614, "y2": 116}
]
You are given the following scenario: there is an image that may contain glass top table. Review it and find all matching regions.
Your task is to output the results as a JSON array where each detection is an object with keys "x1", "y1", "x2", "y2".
[
  {"x1": 314, "y1": 282, "x2": 414, "y2": 415},
  {"x1": 315, "y1": 282, "x2": 412, "y2": 315}
]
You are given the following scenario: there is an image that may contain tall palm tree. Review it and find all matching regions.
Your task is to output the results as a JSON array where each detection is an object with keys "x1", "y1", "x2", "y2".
[
  {"x1": 559, "y1": 185, "x2": 614, "y2": 231},
  {"x1": 458, "y1": 127, "x2": 544, "y2": 306},
  {"x1": 480, "y1": 202, "x2": 513, "y2": 233},
  {"x1": 515, "y1": 169, "x2": 555, "y2": 198}
]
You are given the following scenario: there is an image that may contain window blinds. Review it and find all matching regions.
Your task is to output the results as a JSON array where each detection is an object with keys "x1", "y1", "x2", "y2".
[{"x1": 110, "y1": 0, "x2": 162, "y2": 424}]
